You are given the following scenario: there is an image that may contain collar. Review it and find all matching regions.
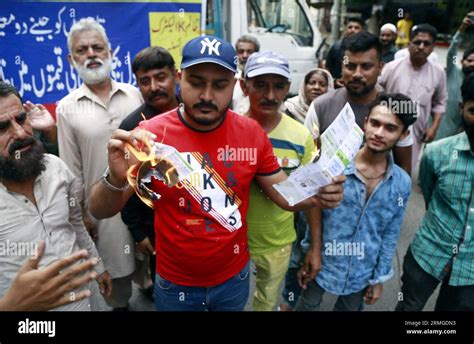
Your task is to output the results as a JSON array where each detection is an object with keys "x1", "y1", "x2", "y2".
[
  {"x1": 382, "y1": 45, "x2": 397, "y2": 55},
  {"x1": 407, "y1": 56, "x2": 430, "y2": 71},
  {"x1": 453, "y1": 131, "x2": 472, "y2": 152},
  {"x1": 0, "y1": 168, "x2": 45, "y2": 193},
  {"x1": 74, "y1": 79, "x2": 123, "y2": 102},
  {"x1": 142, "y1": 103, "x2": 159, "y2": 119},
  {"x1": 346, "y1": 151, "x2": 396, "y2": 182}
]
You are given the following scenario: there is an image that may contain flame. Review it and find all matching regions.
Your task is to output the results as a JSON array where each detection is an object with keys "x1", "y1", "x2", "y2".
[
  {"x1": 125, "y1": 113, "x2": 159, "y2": 165},
  {"x1": 164, "y1": 165, "x2": 177, "y2": 185},
  {"x1": 124, "y1": 118, "x2": 178, "y2": 209}
]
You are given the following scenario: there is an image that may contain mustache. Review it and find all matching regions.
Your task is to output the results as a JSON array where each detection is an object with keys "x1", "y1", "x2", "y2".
[
  {"x1": 348, "y1": 79, "x2": 366, "y2": 86},
  {"x1": 414, "y1": 50, "x2": 428, "y2": 55},
  {"x1": 8, "y1": 136, "x2": 36, "y2": 156},
  {"x1": 148, "y1": 90, "x2": 169, "y2": 100},
  {"x1": 260, "y1": 100, "x2": 279, "y2": 107},
  {"x1": 85, "y1": 58, "x2": 104, "y2": 67},
  {"x1": 193, "y1": 101, "x2": 218, "y2": 111}
]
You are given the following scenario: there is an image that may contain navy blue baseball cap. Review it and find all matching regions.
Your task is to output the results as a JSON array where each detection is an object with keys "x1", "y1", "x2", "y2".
[{"x1": 180, "y1": 35, "x2": 237, "y2": 73}]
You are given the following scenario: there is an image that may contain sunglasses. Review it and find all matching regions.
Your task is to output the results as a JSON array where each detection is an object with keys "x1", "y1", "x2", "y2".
[{"x1": 411, "y1": 40, "x2": 433, "y2": 47}]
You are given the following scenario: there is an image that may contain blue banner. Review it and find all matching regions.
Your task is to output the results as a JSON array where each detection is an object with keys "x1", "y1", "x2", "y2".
[{"x1": 0, "y1": 1, "x2": 202, "y2": 104}]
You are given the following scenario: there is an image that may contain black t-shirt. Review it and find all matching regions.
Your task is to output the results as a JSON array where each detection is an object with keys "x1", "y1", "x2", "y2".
[{"x1": 119, "y1": 103, "x2": 158, "y2": 131}]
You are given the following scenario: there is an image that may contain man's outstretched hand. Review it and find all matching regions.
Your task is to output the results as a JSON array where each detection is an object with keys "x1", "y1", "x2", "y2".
[{"x1": 0, "y1": 241, "x2": 99, "y2": 311}]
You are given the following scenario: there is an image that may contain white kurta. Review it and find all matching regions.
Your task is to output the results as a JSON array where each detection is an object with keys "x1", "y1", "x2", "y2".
[
  {"x1": 0, "y1": 155, "x2": 105, "y2": 311},
  {"x1": 378, "y1": 57, "x2": 447, "y2": 171},
  {"x1": 56, "y1": 80, "x2": 143, "y2": 278}
]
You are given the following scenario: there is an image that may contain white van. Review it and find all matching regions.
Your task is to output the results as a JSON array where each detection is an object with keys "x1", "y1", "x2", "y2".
[{"x1": 205, "y1": 0, "x2": 322, "y2": 94}]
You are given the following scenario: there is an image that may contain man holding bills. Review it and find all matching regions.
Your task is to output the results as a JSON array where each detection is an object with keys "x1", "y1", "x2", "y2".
[{"x1": 295, "y1": 93, "x2": 417, "y2": 311}]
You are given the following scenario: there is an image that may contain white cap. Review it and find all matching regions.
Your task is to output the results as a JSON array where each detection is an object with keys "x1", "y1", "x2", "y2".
[{"x1": 380, "y1": 23, "x2": 397, "y2": 34}]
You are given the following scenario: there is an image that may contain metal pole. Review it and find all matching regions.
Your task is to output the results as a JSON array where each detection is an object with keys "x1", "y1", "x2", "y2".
[{"x1": 330, "y1": 0, "x2": 341, "y2": 44}]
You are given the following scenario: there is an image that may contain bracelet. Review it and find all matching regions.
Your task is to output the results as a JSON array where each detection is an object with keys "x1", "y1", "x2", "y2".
[{"x1": 100, "y1": 167, "x2": 129, "y2": 192}]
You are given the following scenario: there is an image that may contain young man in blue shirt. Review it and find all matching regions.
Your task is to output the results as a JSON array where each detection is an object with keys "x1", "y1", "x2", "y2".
[{"x1": 296, "y1": 93, "x2": 417, "y2": 311}]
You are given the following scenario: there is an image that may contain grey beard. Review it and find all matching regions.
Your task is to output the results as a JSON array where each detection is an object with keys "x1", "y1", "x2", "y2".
[{"x1": 73, "y1": 58, "x2": 112, "y2": 85}]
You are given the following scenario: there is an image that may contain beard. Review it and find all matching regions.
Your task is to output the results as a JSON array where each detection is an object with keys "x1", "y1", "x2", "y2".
[
  {"x1": 73, "y1": 57, "x2": 112, "y2": 85},
  {"x1": 0, "y1": 136, "x2": 46, "y2": 182},
  {"x1": 346, "y1": 79, "x2": 376, "y2": 97},
  {"x1": 462, "y1": 65, "x2": 474, "y2": 77}
]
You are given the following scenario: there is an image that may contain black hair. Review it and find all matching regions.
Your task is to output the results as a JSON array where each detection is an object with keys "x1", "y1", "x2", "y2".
[
  {"x1": 461, "y1": 73, "x2": 474, "y2": 102},
  {"x1": 463, "y1": 47, "x2": 474, "y2": 61},
  {"x1": 304, "y1": 70, "x2": 329, "y2": 85},
  {"x1": 132, "y1": 46, "x2": 175, "y2": 74},
  {"x1": 344, "y1": 31, "x2": 382, "y2": 62},
  {"x1": 411, "y1": 24, "x2": 437, "y2": 42},
  {"x1": 346, "y1": 17, "x2": 365, "y2": 28},
  {"x1": 368, "y1": 93, "x2": 418, "y2": 131},
  {"x1": 0, "y1": 81, "x2": 22, "y2": 102}
]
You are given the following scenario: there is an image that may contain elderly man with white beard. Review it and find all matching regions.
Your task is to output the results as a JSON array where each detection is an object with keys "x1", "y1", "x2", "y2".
[{"x1": 56, "y1": 17, "x2": 144, "y2": 311}]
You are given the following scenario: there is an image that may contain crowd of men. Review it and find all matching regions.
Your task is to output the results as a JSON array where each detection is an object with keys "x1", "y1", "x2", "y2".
[{"x1": 0, "y1": 10, "x2": 473, "y2": 312}]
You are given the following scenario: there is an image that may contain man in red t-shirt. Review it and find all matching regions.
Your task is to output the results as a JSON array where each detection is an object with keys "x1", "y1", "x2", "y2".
[{"x1": 88, "y1": 35, "x2": 345, "y2": 311}]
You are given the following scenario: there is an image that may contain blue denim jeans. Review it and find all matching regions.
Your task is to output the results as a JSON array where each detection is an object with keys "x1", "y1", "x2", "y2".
[
  {"x1": 295, "y1": 280, "x2": 366, "y2": 311},
  {"x1": 154, "y1": 262, "x2": 250, "y2": 311}
]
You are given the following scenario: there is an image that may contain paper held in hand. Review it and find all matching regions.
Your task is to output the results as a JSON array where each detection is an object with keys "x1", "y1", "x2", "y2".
[
  {"x1": 126, "y1": 139, "x2": 193, "y2": 208},
  {"x1": 273, "y1": 102, "x2": 364, "y2": 206}
]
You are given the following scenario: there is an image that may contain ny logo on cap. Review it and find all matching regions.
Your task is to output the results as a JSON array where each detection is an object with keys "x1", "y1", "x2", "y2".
[{"x1": 200, "y1": 37, "x2": 221, "y2": 56}]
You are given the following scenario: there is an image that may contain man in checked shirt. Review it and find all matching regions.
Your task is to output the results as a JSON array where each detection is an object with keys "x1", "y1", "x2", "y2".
[{"x1": 396, "y1": 73, "x2": 474, "y2": 311}]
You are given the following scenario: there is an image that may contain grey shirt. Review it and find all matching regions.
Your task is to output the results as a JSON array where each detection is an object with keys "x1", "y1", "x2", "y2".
[
  {"x1": 0, "y1": 154, "x2": 105, "y2": 311},
  {"x1": 304, "y1": 87, "x2": 413, "y2": 147}
]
